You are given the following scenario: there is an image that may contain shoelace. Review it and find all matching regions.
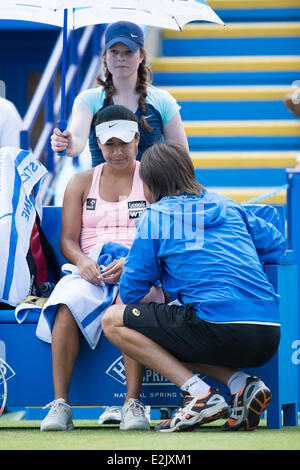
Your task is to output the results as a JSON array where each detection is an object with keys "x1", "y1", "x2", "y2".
[
  {"x1": 228, "y1": 393, "x2": 240, "y2": 420},
  {"x1": 176, "y1": 392, "x2": 193, "y2": 417},
  {"x1": 126, "y1": 400, "x2": 146, "y2": 416},
  {"x1": 158, "y1": 398, "x2": 188, "y2": 424},
  {"x1": 43, "y1": 399, "x2": 66, "y2": 417}
]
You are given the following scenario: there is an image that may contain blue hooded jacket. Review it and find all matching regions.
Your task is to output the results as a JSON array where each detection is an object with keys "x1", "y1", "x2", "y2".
[{"x1": 119, "y1": 192, "x2": 286, "y2": 324}]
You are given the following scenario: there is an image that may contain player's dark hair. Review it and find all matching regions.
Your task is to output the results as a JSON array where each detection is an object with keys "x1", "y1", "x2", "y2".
[{"x1": 93, "y1": 104, "x2": 138, "y2": 127}]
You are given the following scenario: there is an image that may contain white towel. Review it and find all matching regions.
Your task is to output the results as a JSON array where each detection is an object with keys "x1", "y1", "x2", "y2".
[
  {"x1": 16, "y1": 242, "x2": 129, "y2": 349},
  {"x1": 36, "y1": 271, "x2": 119, "y2": 349},
  {"x1": 0, "y1": 147, "x2": 47, "y2": 306}
]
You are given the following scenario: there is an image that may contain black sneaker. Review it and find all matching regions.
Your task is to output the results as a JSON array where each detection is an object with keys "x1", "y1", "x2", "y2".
[
  {"x1": 154, "y1": 388, "x2": 229, "y2": 433},
  {"x1": 221, "y1": 376, "x2": 272, "y2": 432}
]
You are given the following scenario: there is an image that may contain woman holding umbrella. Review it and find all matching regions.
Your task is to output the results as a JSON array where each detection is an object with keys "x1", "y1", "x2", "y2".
[{"x1": 51, "y1": 20, "x2": 188, "y2": 167}]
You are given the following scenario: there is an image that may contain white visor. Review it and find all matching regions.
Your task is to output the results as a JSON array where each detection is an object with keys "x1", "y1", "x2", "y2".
[{"x1": 95, "y1": 120, "x2": 138, "y2": 144}]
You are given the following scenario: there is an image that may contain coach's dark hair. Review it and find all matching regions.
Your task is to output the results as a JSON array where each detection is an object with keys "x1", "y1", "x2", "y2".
[
  {"x1": 140, "y1": 143, "x2": 205, "y2": 202},
  {"x1": 93, "y1": 104, "x2": 138, "y2": 128}
]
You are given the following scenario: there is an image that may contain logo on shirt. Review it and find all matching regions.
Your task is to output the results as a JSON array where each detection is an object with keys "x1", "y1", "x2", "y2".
[
  {"x1": 86, "y1": 198, "x2": 97, "y2": 210},
  {"x1": 128, "y1": 200, "x2": 146, "y2": 219}
]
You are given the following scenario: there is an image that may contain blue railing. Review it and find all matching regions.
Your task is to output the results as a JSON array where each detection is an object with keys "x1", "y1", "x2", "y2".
[{"x1": 20, "y1": 24, "x2": 104, "y2": 204}]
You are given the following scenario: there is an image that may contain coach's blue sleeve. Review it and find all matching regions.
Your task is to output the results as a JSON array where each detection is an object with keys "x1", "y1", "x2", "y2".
[
  {"x1": 119, "y1": 209, "x2": 162, "y2": 304},
  {"x1": 241, "y1": 207, "x2": 286, "y2": 264}
]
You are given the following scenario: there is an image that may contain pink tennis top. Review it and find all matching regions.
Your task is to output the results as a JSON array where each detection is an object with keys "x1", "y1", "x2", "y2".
[{"x1": 80, "y1": 161, "x2": 148, "y2": 255}]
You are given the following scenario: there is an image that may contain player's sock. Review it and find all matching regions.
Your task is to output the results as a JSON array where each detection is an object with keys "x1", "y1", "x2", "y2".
[
  {"x1": 227, "y1": 371, "x2": 250, "y2": 395},
  {"x1": 180, "y1": 375, "x2": 210, "y2": 397}
]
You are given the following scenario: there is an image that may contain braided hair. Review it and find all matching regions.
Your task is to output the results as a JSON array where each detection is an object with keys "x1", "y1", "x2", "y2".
[{"x1": 96, "y1": 47, "x2": 153, "y2": 133}]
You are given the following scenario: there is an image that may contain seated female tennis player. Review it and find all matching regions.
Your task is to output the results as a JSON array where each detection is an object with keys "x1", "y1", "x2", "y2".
[
  {"x1": 39, "y1": 105, "x2": 164, "y2": 432},
  {"x1": 102, "y1": 142, "x2": 285, "y2": 433}
]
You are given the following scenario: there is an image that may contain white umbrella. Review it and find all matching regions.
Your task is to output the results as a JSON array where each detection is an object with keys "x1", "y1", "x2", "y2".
[
  {"x1": 3, "y1": 0, "x2": 224, "y2": 30},
  {"x1": 1, "y1": 0, "x2": 224, "y2": 151},
  {"x1": 57, "y1": 0, "x2": 224, "y2": 30}
]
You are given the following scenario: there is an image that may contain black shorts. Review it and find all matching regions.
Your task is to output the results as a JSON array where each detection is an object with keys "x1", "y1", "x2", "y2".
[{"x1": 123, "y1": 302, "x2": 280, "y2": 368}]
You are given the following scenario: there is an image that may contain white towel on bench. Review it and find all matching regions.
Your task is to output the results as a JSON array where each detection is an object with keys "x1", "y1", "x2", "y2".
[
  {"x1": 16, "y1": 242, "x2": 129, "y2": 349},
  {"x1": 0, "y1": 147, "x2": 47, "y2": 307}
]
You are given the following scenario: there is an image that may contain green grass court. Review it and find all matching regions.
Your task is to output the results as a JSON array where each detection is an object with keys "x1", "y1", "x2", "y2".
[{"x1": 0, "y1": 419, "x2": 299, "y2": 451}]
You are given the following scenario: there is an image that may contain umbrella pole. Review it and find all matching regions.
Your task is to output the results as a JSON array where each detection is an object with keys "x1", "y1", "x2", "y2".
[{"x1": 57, "y1": 8, "x2": 68, "y2": 156}]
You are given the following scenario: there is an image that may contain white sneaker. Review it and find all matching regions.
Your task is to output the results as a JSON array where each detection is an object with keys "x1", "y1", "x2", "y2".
[
  {"x1": 40, "y1": 398, "x2": 74, "y2": 431},
  {"x1": 98, "y1": 406, "x2": 122, "y2": 425},
  {"x1": 120, "y1": 399, "x2": 150, "y2": 431}
]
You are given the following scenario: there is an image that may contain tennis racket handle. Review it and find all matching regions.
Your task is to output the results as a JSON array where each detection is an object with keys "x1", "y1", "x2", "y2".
[{"x1": 57, "y1": 119, "x2": 67, "y2": 156}]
